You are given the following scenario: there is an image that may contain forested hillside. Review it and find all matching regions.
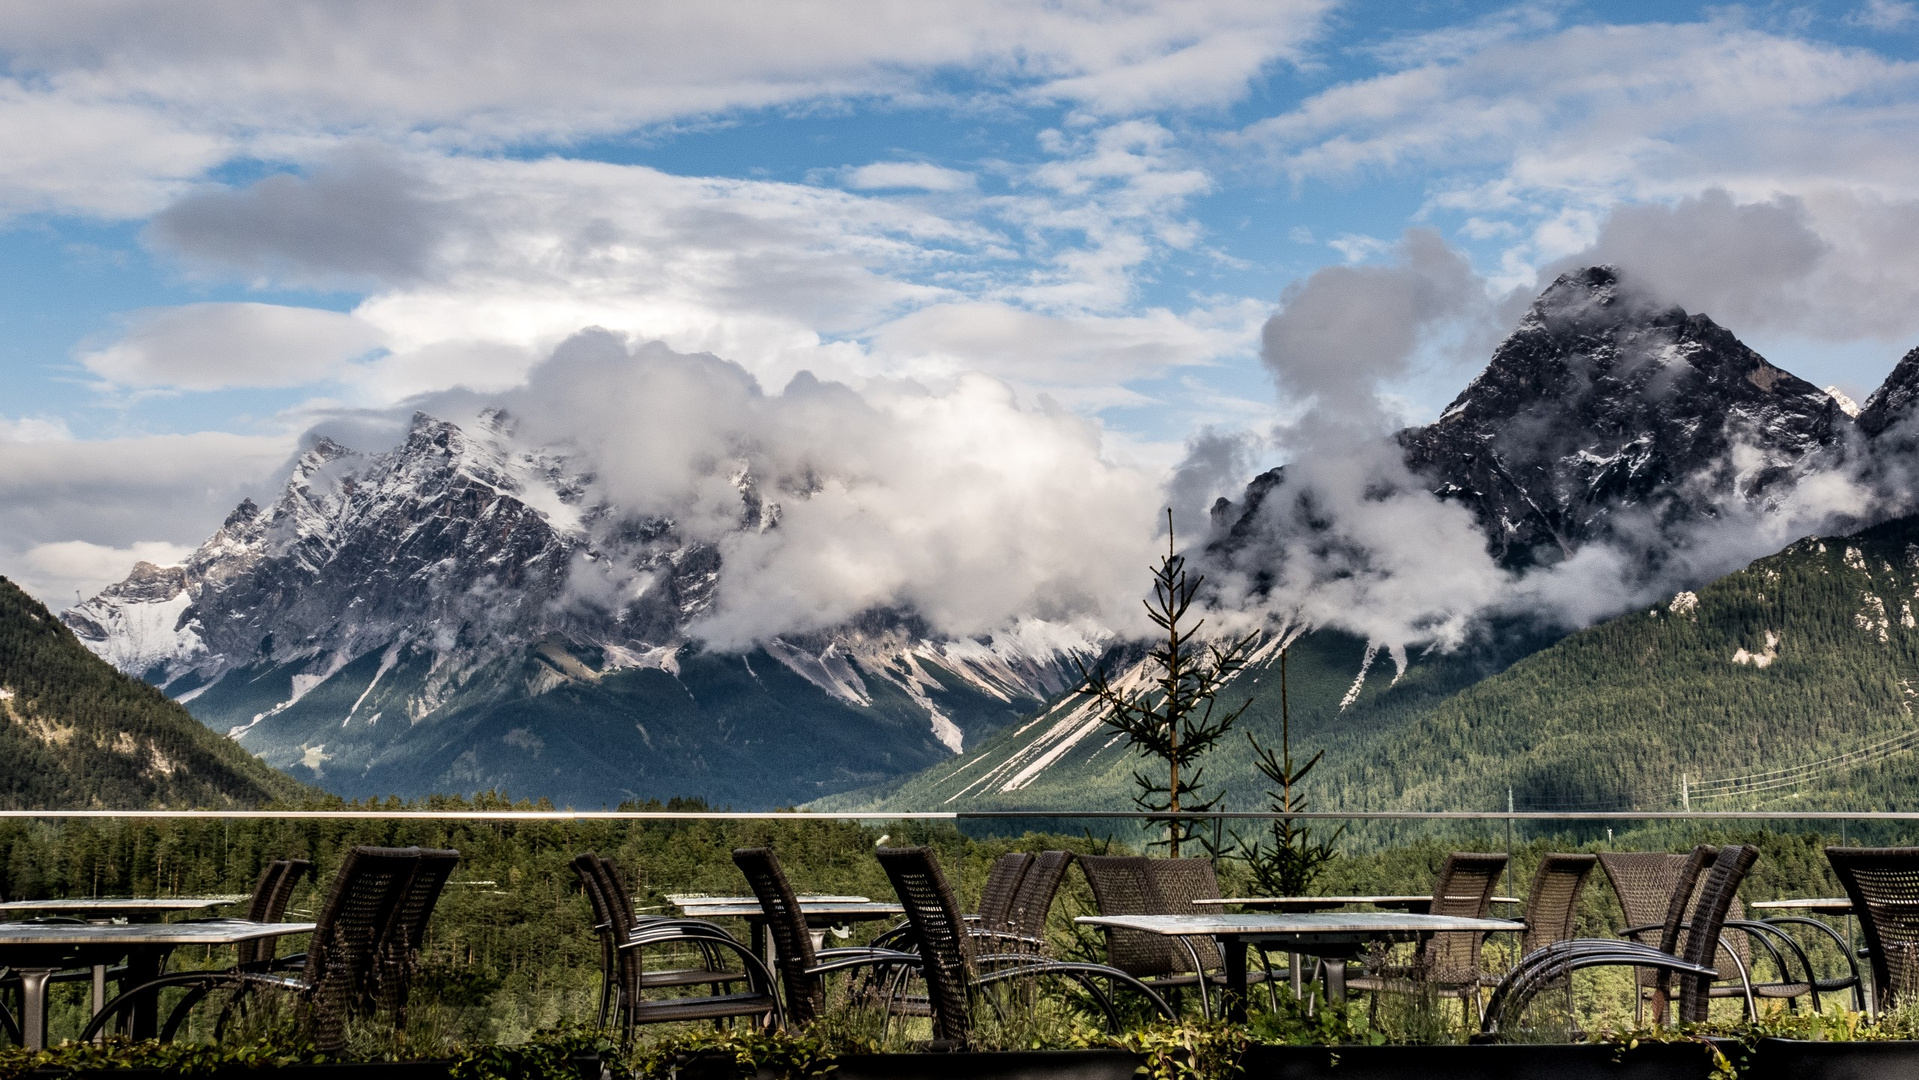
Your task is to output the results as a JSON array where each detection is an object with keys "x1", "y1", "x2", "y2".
[
  {"x1": 0, "y1": 577, "x2": 306, "y2": 808},
  {"x1": 1333, "y1": 513, "x2": 1919, "y2": 812},
  {"x1": 851, "y1": 514, "x2": 1919, "y2": 815}
]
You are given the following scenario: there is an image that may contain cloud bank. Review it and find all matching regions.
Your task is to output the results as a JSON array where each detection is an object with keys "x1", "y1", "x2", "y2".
[{"x1": 396, "y1": 331, "x2": 1167, "y2": 648}]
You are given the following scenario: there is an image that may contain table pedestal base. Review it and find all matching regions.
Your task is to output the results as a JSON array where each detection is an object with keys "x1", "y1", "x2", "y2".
[{"x1": 16, "y1": 967, "x2": 53, "y2": 1051}]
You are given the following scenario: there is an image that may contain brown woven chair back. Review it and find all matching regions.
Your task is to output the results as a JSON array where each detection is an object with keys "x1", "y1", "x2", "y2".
[
  {"x1": 1005, "y1": 850, "x2": 1073, "y2": 942},
  {"x1": 1420, "y1": 852, "x2": 1508, "y2": 981},
  {"x1": 375, "y1": 847, "x2": 460, "y2": 1019},
  {"x1": 733, "y1": 846, "x2": 824, "y2": 1024},
  {"x1": 1828, "y1": 846, "x2": 1919, "y2": 1010},
  {"x1": 1077, "y1": 855, "x2": 1177, "y2": 977},
  {"x1": 1145, "y1": 858, "x2": 1225, "y2": 971},
  {"x1": 594, "y1": 855, "x2": 641, "y2": 931},
  {"x1": 304, "y1": 846, "x2": 427, "y2": 1051},
  {"x1": 876, "y1": 846, "x2": 974, "y2": 1046},
  {"x1": 1601, "y1": 850, "x2": 1750, "y2": 981},
  {"x1": 1672, "y1": 844, "x2": 1758, "y2": 1023},
  {"x1": 1520, "y1": 853, "x2": 1596, "y2": 955},
  {"x1": 977, "y1": 853, "x2": 1033, "y2": 935},
  {"x1": 572, "y1": 852, "x2": 623, "y2": 1024},
  {"x1": 235, "y1": 858, "x2": 312, "y2": 967}
]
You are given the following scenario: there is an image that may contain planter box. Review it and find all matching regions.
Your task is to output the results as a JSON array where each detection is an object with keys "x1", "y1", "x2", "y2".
[
  {"x1": 65, "y1": 1065, "x2": 453, "y2": 1080},
  {"x1": 828, "y1": 1050, "x2": 1143, "y2": 1080},
  {"x1": 1741, "y1": 1037, "x2": 1919, "y2": 1080},
  {"x1": 1240, "y1": 1042, "x2": 1723, "y2": 1080}
]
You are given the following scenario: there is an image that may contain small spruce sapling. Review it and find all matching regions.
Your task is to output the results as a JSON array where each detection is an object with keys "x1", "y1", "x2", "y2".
[
  {"x1": 1235, "y1": 647, "x2": 1340, "y2": 895},
  {"x1": 1075, "y1": 511, "x2": 1258, "y2": 857}
]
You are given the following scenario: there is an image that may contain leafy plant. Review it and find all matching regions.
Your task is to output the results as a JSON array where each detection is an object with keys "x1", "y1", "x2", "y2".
[
  {"x1": 1076, "y1": 1020, "x2": 1248, "y2": 1080},
  {"x1": 1232, "y1": 648, "x2": 1340, "y2": 896},
  {"x1": 1075, "y1": 513, "x2": 1258, "y2": 856},
  {"x1": 628, "y1": 1026, "x2": 853, "y2": 1080}
]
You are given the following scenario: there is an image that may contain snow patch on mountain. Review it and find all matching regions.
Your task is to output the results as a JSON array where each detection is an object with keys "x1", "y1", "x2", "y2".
[{"x1": 62, "y1": 563, "x2": 204, "y2": 679}]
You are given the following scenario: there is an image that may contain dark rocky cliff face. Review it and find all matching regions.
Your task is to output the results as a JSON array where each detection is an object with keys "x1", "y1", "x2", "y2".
[
  {"x1": 1214, "y1": 266, "x2": 1853, "y2": 578},
  {"x1": 1401, "y1": 266, "x2": 1845, "y2": 569}
]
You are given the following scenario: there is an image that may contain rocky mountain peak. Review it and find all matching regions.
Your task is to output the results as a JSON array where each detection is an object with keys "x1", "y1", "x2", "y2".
[
  {"x1": 1858, "y1": 345, "x2": 1919, "y2": 440},
  {"x1": 1210, "y1": 267, "x2": 1851, "y2": 579},
  {"x1": 1397, "y1": 266, "x2": 1847, "y2": 568}
]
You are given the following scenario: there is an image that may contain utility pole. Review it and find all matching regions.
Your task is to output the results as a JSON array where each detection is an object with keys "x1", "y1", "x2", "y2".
[{"x1": 1681, "y1": 772, "x2": 1690, "y2": 811}]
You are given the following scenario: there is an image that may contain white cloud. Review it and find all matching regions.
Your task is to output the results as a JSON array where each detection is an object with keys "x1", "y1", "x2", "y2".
[
  {"x1": 397, "y1": 332, "x2": 1168, "y2": 646},
  {"x1": 1846, "y1": 1, "x2": 1918, "y2": 31},
  {"x1": 1242, "y1": 18, "x2": 1919, "y2": 344},
  {"x1": 0, "y1": 416, "x2": 74, "y2": 443},
  {"x1": 865, "y1": 301, "x2": 1258, "y2": 386},
  {"x1": 0, "y1": 84, "x2": 228, "y2": 216},
  {"x1": 0, "y1": 1, "x2": 1331, "y2": 218},
  {"x1": 0, "y1": 430, "x2": 293, "y2": 601},
  {"x1": 134, "y1": 138, "x2": 1235, "y2": 406},
  {"x1": 78, "y1": 302, "x2": 387, "y2": 390},
  {"x1": 845, "y1": 162, "x2": 974, "y2": 192}
]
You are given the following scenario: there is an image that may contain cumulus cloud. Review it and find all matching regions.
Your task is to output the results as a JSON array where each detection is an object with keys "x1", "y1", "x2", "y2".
[
  {"x1": 401, "y1": 330, "x2": 1166, "y2": 647},
  {"x1": 1546, "y1": 190, "x2": 1829, "y2": 330},
  {"x1": 845, "y1": 162, "x2": 974, "y2": 192},
  {"x1": 136, "y1": 142, "x2": 1244, "y2": 407},
  {"x1": 1215, "y1": 235, "x2": 1885, "y2": 651},
  {"x1": 1242, "y1": 18, "x2": 1919, "y2": 345},
  {"x1": 78, "y1": 302, "x2": 386, "y2": 390},
  {"x1": 1261, "y1": 228, "x2": 1484, "y2": 443},
  {"x1": 148, "y1": 151, "x2": 450, "y2": 286}
]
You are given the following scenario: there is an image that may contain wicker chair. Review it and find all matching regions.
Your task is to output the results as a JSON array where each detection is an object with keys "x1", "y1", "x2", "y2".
[
  {"x1": 875, "y1": 846, "x2": 1173, "y2": 1047},
  {"x1": 1471, "y1": 853, "x2": 1595, "y2": 1016},
  {"x1": 1347, "y1": 852, "x2": 1508, "y2": 1024},
  {"x1": 232, "y1": 858, "x2": 313, "y2": 970},
  {"x1": 1077, "y1": 855, "x2": 1275, "y2": 1017},
  {"x1": 875, "y1": 851, "x2": 1035, "y2": 954},
  {"x1": 572, "y1": 853, "x2": 752, "y2": 1033},
  {"x1": 733, "y1": 847, "x2": 921, "y2": 1029},
  {"x1": 1600, "y1": 851, "x2": 1820, "y2": 1017},
  {"x1": 1827, "y1": 846, "x2": 1919, "y2": 1012},
  {"x1": 1004, "y1": 851, "x2": 1074, "y2": 950},
  {"x1": 1481, "y1": 844, "x2": 1758, "y2": 1038},
  {"x1": 79, "y1": 846, "x2": 454, "y2": 1050}
]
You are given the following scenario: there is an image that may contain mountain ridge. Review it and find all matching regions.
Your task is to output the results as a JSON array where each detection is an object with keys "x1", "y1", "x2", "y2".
[{"x1": 0, "y1": 575, "x2": 306, "y2": 808}]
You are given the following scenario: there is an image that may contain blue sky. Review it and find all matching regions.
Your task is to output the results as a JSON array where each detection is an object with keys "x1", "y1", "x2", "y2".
[{"x1": 4, "y1": 0, "x2": 1919, "y2": 605}]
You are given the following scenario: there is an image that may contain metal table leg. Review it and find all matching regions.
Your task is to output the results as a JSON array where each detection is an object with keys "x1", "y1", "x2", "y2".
[{"x1": 16, "y1": 967, "x2": 54, "y2": 1051}]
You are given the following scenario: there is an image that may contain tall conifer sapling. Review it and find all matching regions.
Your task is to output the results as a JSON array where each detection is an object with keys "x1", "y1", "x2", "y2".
[{"x1": 1075, "y1": 511, "x2": 1258, "y2": 856}]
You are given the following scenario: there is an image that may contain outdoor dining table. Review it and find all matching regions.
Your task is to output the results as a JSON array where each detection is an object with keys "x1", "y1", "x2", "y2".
[
  {"x1": 668, "y1": 896, "x2": 905, "y2": 971},
  {"x1": 1, "y1": 896, "x2": 249, "y2": 1021},
  {"x1": 0, "y1": 918, "x2": 317, "y2": 1050},
  {"x1": 1750, "y1": 897, "x2": 1855, "y2": 915},
  {"x1": 1078, "y1": 911, "x2": 1524, "y2": 1022},
  {"x1": 1193, "y1": 895, "x2": 1522, "y2": 912}
]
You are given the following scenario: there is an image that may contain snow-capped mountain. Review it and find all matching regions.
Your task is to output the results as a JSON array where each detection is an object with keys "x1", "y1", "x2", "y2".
[{"x1": 64, "y1": 410, "x2": 1096, "y2": 806}]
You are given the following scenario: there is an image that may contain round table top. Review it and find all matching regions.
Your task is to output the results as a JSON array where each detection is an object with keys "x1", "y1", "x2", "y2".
[
  {"x1": 1749, "y1": 897, "x2": 1853, "y2": 915},
  {"x1": 0, "y1": 897, "x2": 244, "y2": 919}
]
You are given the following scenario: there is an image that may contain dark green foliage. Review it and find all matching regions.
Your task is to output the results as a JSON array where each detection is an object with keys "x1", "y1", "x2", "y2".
[
  {"x1": 1328, "y1": 515, "x2": 1919, "y2": 813},
  {"x1": 0, "y1": 577, "x2": 306, "y2": 809},
  {"x1": 1233, "y1": 650, "x2": 1340, "y2": 896},
  {"x1": 864, "y1": 513, "x2": 1919, "y2": 818},
  {"x1": 1075, "y1": 519, "x2": 1258, "y2": 855}
]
